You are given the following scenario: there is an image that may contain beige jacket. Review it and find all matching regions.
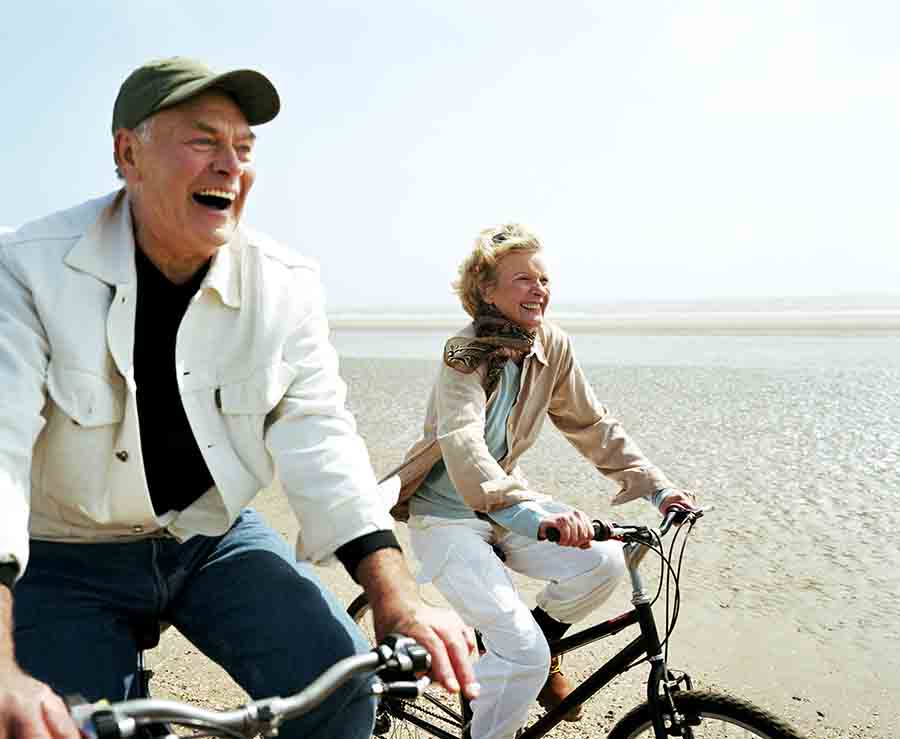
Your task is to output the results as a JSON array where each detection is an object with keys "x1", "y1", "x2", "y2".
[{"x1": 385, "y1": 322, "x2": 673, "y2": 521}]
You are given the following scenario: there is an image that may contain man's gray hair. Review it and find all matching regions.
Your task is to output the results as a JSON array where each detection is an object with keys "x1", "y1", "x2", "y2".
[{"x1": 114, "y1": 117, "x2": 154, "y2": 180}]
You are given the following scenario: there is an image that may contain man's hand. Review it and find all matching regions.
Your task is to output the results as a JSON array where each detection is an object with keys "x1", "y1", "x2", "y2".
[
  {"x1": 371, "y1": 597, "x2": 479, "y2": 699},
  {"x1": 354, "y1": 548, "x2": 480, "y2": 700},
  {"x1": 538, "y1": 508, "x2": 594, "y2": 548},
  {"x1": 0, "y1": 664, "x2": 80, "y2": 739},
  {"x1": 0, "y1": 587, "x2": 80, "y2": 739},
  {"x1": 660, "y1": 488, "x2": 700, "y2": 513}
]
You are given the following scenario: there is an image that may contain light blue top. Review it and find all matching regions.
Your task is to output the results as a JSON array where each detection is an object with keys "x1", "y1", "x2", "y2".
[
  {"x1": 409, "y1": 361, "x2": 555, "y2": 538},
  {"x1": 408, "y1": 359, "x2": 673, "y2": 539}
]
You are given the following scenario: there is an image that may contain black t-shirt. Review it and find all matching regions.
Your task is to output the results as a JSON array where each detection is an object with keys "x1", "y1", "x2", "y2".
[
  {"x1": 131, "y1": 245, "x2": 400, "y2": 576},
  {"x1": 133, "y1": 246, "x2": 214, "y2": 515}
]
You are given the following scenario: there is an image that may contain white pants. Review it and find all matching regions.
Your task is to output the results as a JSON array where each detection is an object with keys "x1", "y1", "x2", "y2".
[{"x1": 409, "y1": 515, "x2": 626, "y2": 739}]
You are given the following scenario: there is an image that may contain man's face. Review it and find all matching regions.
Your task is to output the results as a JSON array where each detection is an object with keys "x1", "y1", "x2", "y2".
[{"x1": 120, "y1": 92, "x2": 256, "y2": 261}]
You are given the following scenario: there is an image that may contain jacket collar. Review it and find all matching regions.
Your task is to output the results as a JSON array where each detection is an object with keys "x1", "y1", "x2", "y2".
[
  {"x1": 460, "y1": 320, "x2": 550, "y2": 366},
  {"x1": 529, "y1": 330, "x2": 549, "y2": 366},
  {"x1": 64, "y1": 188, "x2": 242, "y2": 308},
  {"x1": 64, "y1": 189, "x2": 136, "y2": 286},
  {"x1": 203, "y1": 233, "x2": 242, "y2": 308}
]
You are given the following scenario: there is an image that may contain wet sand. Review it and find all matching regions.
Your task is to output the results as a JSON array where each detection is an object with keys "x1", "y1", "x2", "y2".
[{"x1": 151, "y1": 355, "x2": 899, "y2": 738}]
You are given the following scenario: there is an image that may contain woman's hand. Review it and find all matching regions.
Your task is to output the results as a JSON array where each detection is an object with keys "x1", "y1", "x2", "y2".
[
  {"x1": 538, "y1": 509, "x2": 595, "y2": 548},
  {"x1": 660, "y1": 488, "x2": 700, "y2": 513}
]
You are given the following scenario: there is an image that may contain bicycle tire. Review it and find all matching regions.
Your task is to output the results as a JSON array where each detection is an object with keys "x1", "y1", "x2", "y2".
[
  {"x1": 348, "y1": 593, "x2": 468, "y2": 739},
  {"x1": 606, "y1": 689, "x2": 806, "y2": 739}
]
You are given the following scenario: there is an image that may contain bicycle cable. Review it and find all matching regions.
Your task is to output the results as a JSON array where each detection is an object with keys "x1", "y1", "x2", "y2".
[
  {"x1": 662, "y1": 517, "x2": 696, "y2": 665},
  {"x1": 620, "y1": 517, "x2": 698, "y2": 673},
  {"x1": 619, "y1": 531, "x2": 670, "y2": 672}
]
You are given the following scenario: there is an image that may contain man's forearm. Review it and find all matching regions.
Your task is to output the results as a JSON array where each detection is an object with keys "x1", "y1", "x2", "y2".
[{"x1": 354, "y1": 547, "x2": 419, "y2": 637}]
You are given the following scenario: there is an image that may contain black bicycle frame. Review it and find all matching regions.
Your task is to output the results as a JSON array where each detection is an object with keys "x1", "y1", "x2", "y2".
[
  {"x1": 378, "y1": 592, "x2": 670, "y2": 739},
  {"x1": 393, "y1": 706, "x2": 461, "y2": 739},
  {"x1": 517, "y1": 600, "x2": 667, "y2": 739}
]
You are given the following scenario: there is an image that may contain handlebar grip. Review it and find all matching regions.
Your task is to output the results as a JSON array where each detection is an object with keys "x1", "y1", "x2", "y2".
[
  {"x1": 592, "y1": 520, "x2": 614, "y2": 541},
  {"x1": 545, "y1": 520, "x2": 613, "y2": 543}
]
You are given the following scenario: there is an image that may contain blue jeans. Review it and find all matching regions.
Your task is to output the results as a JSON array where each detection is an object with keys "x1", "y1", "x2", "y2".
[{"x1": 14, "y1": 509, "x2": 375, "y2": 739}]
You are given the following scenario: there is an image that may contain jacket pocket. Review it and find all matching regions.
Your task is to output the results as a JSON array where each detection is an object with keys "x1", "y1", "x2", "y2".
[
  {"x1": 46, "y1": 363, "x2": 125, "y2": 426},
  {"x1": 35, "y1": 365, "x2": 126, "y2": 517},
  {"x1": 216, "y1": 361, "x2": 299, "y2": 468},
  {"x1": 217, "y1": 361, "x2": 299, "y2": 416}
]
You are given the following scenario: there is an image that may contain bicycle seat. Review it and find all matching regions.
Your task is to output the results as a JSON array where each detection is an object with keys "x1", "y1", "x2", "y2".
[{"x1": 129, "y1": 618, "x2": 171, "y2": 651}]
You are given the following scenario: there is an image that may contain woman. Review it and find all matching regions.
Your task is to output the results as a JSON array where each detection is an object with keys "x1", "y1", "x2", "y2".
[{"x1": 386, "y1": 223, "x2": 697, "y2": 739}]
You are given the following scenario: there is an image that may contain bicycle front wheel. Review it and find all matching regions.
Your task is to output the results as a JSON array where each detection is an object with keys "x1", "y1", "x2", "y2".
[
  {"x1": 607, "y1": 690, "x2": 805, "y2": 739},
  {"x1": 348, "y1": 593, "x2": 468, "y2": 739}
]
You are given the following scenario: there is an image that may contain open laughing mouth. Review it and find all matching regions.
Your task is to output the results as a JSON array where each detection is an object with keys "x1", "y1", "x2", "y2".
[{"x1": 193, "y1": 189, "x2": 236, "y2": 211}]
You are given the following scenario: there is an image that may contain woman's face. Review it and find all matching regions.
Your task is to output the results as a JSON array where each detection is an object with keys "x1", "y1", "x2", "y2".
[{"x1": 482, "y1": 250, "x2": 551, "y2": 330}]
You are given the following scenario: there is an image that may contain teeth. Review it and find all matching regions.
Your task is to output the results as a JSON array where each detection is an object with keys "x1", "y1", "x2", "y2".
[
  {"x1": 522, "y1": 303, "x2": 540, "y2": 310},
  {"x1": 197, "y1": 189, "x2": 236, "y2": 200}
]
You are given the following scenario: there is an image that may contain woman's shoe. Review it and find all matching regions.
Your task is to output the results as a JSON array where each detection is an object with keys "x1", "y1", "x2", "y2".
[{"x1": 536, "y1": 656, "x2": 583, "y2": 722}]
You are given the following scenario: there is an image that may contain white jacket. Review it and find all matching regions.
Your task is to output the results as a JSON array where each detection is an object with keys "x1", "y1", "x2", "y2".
[{"x1": 0, "y1": 190, "x2": 393, "y2": 579}]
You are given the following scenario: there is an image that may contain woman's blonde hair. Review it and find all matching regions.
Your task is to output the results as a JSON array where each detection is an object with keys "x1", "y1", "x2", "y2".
[{"x1": 453, "y1": 223, "x2": 543, "y2": 318}]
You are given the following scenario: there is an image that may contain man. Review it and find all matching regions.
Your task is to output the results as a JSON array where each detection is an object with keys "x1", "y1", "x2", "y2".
[{"x1": 0, "y1": 57, "x2": 477, "y2": 739}]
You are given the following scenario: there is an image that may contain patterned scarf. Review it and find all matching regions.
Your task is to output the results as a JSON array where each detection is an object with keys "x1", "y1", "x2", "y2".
[{"x1": 443, "y1": 304, "x2": 536, "y2": 397}]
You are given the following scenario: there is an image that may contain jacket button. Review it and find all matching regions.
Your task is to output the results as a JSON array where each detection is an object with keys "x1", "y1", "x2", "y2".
[
  {"x1": 131, "y1": 525, "x2": 144, "y2": 534},
  {"x1": 115, "y1": 450, "x2": 129, "y2": 462}
]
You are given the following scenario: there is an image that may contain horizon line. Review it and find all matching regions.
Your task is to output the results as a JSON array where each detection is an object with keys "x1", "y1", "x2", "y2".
[{"x1": 328, "y1": 310, "x2": 900, "y2": 336}]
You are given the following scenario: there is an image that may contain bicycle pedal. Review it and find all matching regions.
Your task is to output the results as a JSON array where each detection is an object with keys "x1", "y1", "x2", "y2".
[{"x1": 373, "y1": 710, "x2": 392, "y2": 736}]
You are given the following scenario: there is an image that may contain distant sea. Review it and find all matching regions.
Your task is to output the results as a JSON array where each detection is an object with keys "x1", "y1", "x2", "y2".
[{"x1": 328, "y1": 295, "x2": 900, "y2": 367}]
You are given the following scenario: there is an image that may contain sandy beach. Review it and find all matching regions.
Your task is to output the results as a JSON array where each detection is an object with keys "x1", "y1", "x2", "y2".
[{"x1": 149, "y1": 346, "x2": 899, "y2": 739}]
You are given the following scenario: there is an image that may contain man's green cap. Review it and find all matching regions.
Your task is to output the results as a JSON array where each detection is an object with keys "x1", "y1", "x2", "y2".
[{"x1": 112, "y1": 56, "x2": 280, "y2": 133}]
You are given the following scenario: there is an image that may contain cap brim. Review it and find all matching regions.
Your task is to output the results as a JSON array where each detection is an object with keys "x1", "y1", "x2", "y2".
[{"x1": 158, "y1": 69, "x2": 280, "y2": 126}]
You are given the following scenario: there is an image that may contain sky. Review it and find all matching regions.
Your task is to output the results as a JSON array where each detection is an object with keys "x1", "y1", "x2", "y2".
[{"x1": 1, "y1": 1, "x2": 898, "y2": 311}]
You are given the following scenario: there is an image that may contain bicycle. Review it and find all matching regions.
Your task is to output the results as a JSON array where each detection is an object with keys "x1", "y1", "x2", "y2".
[
  {"x1": 68, "y1": 634, "x2": 433, "y2": 739},
  {"x1": 348, "y1": 509, "x2": 807, "y2": 739}
]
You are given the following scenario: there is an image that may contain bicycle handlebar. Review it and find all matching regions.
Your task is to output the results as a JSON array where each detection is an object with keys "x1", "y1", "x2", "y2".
[
  {"x1": 70, "y1": 634, "x2": 431, "y2": 739},
  {"x1": 544, "y1": 506, "x2": 703, "y2": 544}
]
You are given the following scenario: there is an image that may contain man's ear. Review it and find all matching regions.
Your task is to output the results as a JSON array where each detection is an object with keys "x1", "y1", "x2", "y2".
[{"x1": 113, "y1": 129, "x2": 138, "y2": 177}]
